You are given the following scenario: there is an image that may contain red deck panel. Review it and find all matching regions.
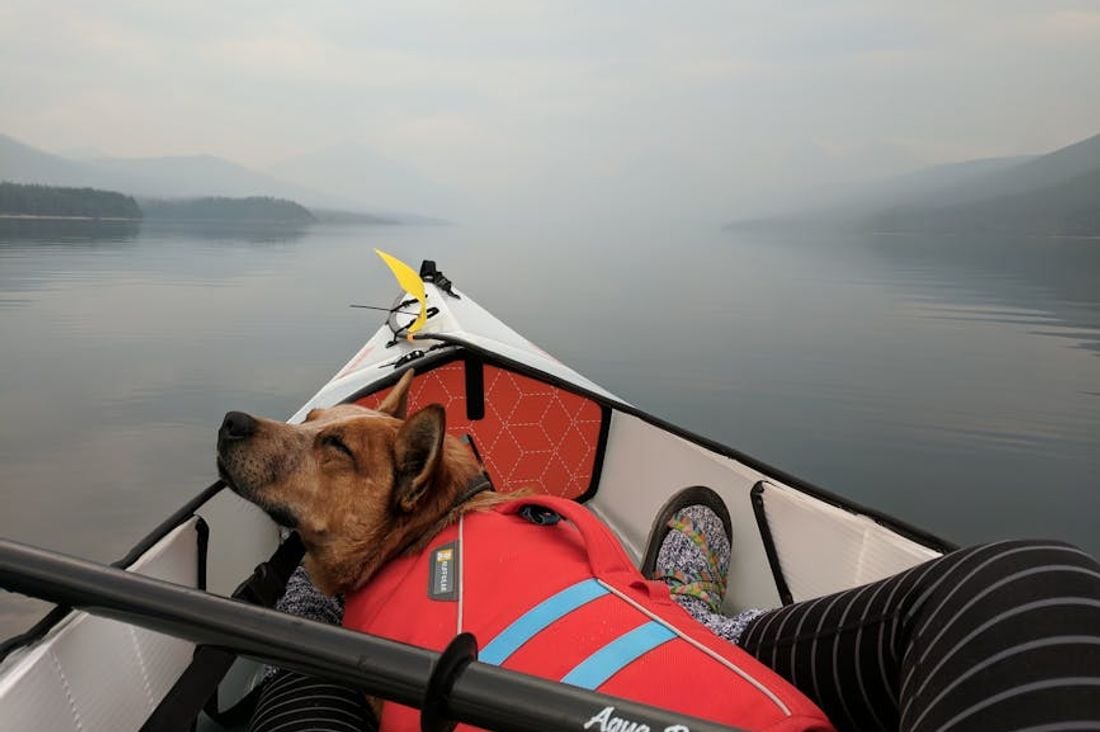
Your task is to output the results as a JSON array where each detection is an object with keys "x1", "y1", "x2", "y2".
[{"x1": 357, "y1": 361, "x2": 603, "y2": 499}]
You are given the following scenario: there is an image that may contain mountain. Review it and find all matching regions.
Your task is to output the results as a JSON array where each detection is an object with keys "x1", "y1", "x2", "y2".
[
  {"x1": 268, "y1": 142, "x2": 459, "y2": 219},
  {"x1": 0, "y1": 134, "x2": 105, "y2": 187},
  {"x1": 87, "y1": 154, "x2": 339, "y2": 204},
  {"x1": 975, "y1": 132, "x2": 1100, "y2": 200},
  {"x1": 729, "y1": 155, "x2": 1037, "y2": 230},
  {"x1": 859, "y1": 156, "x2": 1036, "y2": 210},
  {"x1": 868, "y1": 133, "x2": 1100, "y2": 235},
  {"x1": 0, "y1": 133, "x2": 362, "y2": 212},
  {"x1": 871, "y1": 166, "x2": 1100, "y2": 236},
  {"x1": 56, "y1": 146, "x2": 110, "y2": 161},
  {"x1": 731, "y1": 132, "x2": 1100, "y2": 235}
]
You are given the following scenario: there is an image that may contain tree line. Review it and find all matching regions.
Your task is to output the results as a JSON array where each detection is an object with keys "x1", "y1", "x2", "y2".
[
  {"x1": 0, "y1": 182, "x2": 317, "y2": 224},
  {"x1": 0, "y1": 182, "x2": 142, "y2": 218},
  {"x1": 140, "y1": 196, "x2": 316, "y2": 223}
]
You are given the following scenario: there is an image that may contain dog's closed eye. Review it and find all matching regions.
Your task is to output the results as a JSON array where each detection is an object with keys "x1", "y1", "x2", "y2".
[{"x1": 320, "y1": 433, "x2": 355, "y2": 461}]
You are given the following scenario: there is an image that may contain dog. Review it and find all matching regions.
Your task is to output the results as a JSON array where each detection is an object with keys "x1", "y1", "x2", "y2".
[{"x1": 216, "y1": 370, "x2": 511, "y2": 597}]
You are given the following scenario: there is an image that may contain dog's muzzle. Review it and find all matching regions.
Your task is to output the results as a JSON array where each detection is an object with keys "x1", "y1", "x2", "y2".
[
  {"x1": 216, "y1": 410, "x2": 258, "y2": 491},
  {"x1": 218, "y1": 411, "x2": 257, "y2": 447},
  {"x1": 214, "y1": 411, "x2": 301, "y2": 529}
]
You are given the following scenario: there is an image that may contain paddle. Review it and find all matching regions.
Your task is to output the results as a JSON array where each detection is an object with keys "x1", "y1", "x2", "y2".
[{"x1": 0, "y1": 537, "x2": 745, "y2": 732}]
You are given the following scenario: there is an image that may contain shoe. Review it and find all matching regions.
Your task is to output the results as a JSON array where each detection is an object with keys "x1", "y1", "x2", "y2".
[{"x1": 640, "y1": 486, "x2": 732, "y2": 614}]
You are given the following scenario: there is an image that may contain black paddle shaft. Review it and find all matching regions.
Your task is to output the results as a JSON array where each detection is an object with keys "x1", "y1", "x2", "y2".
[{"x1": 0, "y1": 538, "x2": 746, "y2": 732}]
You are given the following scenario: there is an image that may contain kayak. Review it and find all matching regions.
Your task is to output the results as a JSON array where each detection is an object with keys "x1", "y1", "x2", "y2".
[{"x1": 0, "y1": 259, "x2": 953, "y2": 731}]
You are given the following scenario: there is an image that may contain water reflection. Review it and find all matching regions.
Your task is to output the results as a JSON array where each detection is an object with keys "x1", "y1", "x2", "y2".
[
  {"x1": 0, "y1": 217, "x2": 140, "y2": 243},
  {"x1": 0, "y1": 217, "x2": 313, "y2": 247},
  {"x1": 862, "y1": 233, "x2": 1100, "y2": 354},
  {"x1": 139, "y1": 219, "x2": 311, "y2": 245}
]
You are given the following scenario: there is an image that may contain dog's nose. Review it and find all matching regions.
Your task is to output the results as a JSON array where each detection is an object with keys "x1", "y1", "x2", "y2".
[{"x1": 220, "y1": 411, "x2": 257, "y2": 442}]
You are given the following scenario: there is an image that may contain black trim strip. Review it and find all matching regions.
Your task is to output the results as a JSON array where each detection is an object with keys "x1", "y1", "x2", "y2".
[
  {"x1": 195, "y1": 517, "x2": 210, "y2": 592},
  {"x1": 751, "y1": 483, "x2": 794, "y2": 606},
  {"x1": 0, "y1": 482, "x2": 226, "y2": 661},
  {"x1": 463, "y1": 354, "x2": 485, "y2": 421},
  {"x1": 402, "y1": 334, "x2": 956, "y2": 553},
  {"x1": 114, "y1": 481, "x2": 226, "y2": 570},
  {"x1": 0, "y1": 605, "x2": 71, "y2": 663},
  {"x1": 577, "y1": 405, "x2": 612, "y2": 503}
]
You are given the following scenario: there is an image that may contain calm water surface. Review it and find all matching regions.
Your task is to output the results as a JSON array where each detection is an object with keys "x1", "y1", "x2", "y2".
[{"x1": 2, "y1": 219, "x2": 1098, "y2": 636}]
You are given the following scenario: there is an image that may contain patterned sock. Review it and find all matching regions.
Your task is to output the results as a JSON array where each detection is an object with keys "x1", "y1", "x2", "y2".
[
  {"x1": 275, "y1": 565, "x2": 343, "y2": 624},
  {"x1": 262, "y1": 565, "x2": 343, "y2": 679},
  {"x1": 656, "y1": 505, "x2": 768, "y2": 645}
]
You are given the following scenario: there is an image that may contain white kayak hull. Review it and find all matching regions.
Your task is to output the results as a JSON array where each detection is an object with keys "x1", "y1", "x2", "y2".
[{"x1": 0, "y1": 264, "x2": 951, "y2": 731}]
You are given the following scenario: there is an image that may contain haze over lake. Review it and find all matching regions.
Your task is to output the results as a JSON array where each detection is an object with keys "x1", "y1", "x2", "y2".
[{"x1": 1, "y1": 219, "x2": 1097, "y2": 637}]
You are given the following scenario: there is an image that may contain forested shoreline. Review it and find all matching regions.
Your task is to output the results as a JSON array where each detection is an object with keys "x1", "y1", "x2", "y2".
[
  {"x1": 140, "y1": 196, "x2": 315, "y2": 223},
  {"x1": 1, "y1": 182, "x2": 318, "y2": 224},
  {"x1": 0, "y1": 182, "x2": 141, "y2": 219}
]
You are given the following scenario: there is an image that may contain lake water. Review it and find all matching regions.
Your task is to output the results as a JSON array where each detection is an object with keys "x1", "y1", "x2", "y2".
[{"x1": 2, "y1": 218, "x2": 1099, "y2": 638}]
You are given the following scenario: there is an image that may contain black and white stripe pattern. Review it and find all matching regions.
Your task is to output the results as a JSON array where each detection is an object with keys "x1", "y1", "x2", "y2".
[
  {"x1": 732, "y1": 540, "x2": 1100, "y2": 732},
  {"x1": 250, "y1": 566, "x2": 375, "y2": 732},
  {"x1": 248, "y1": 670, "x2": 375, "y2": 732}
]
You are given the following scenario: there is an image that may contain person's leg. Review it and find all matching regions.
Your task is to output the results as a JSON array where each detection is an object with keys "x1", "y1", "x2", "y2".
[
  {"x1": 249, "y1": 670, "x2": 374, "y2": 732},
  {"x1": 654, "y1": 507, "x2": 1100, "y2": 731},
  {"x1": 736, "y1": 539, "x2": 1100, "y2": 731},
  {"x1": 249, "y1": 566, "x2": 376, "y2": 732}
]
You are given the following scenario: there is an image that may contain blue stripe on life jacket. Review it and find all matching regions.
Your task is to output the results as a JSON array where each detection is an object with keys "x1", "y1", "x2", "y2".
[
  {"x1": 561, "y1": 621, "x2": 677, "y2": 690},
  {"x1": 480, "y1": 579, "x2": 608, "y2": 665}
]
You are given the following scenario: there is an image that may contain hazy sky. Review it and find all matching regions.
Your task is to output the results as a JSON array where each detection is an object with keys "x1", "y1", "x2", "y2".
[{"x1": 2, "y1": 1, "x2": 1100, "y2": 221}]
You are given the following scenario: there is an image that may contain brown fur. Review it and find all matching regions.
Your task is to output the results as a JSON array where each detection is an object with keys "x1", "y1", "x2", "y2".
[{"x1": 216, "y1": 370, "x2": 515, "y2": 596}]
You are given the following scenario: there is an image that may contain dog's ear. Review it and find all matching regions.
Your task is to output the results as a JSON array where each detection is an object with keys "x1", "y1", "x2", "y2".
[
  {"x1": 377, "y1": 370, "x2": 414, "y2": 419},
  {"x1": 392, "y1": 403, "x2": 445, "y2": 512}
]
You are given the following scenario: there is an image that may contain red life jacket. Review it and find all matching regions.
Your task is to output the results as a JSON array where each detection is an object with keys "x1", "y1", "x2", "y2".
[{"x1": 344, "y1": 496, "x2": 833, "y2": 732}]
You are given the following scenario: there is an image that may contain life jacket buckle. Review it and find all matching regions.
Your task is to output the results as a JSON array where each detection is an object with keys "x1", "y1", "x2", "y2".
[{"x1": 518, "y1": 504, "x2": 562, "y2": 526}]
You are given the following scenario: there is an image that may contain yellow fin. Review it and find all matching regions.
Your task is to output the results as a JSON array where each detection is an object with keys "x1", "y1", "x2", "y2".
[{"x1": 374, "y1": 249, "x2": 427, "y2": 337}]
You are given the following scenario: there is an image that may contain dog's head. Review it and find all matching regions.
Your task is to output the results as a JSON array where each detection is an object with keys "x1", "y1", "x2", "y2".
[{"x1": 215, "y1": 371, "x2": 483, "y2": 595}]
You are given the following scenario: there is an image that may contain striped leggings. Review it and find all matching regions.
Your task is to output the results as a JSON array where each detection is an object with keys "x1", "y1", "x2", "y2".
[
  {"x1": 250, "y1": 539, "x2": 1100, "y2": 731},
  {"x1": 732, "y1": 539, "x2": 1100, "y2": 731}
]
